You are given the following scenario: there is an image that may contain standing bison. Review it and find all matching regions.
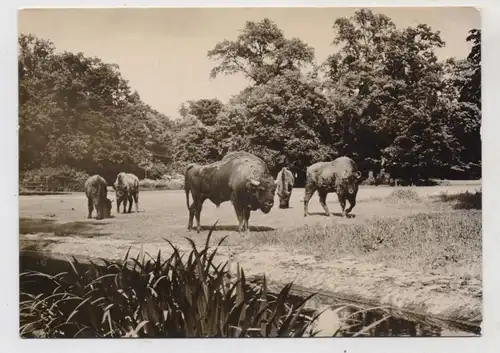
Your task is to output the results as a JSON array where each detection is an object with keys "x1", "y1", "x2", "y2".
[
  {"x1": 275, "y1": 167, "x2": 295, "y2": 209},
  {"x1": 184, "y1": 151, "x2": 277, "y2": 233},
  {"x1": 84, "y1": 175, "x2": 112, "y2": 220},
  {"x1": 113, "y1": 172, "x2": 140, "y2": 214},
  {"x1": 303, "y1": 156, "x2": 362, "y2": 218}
]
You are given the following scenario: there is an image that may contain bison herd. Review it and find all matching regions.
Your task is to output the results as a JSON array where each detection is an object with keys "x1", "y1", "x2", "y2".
[
  {"x1": 84, "y1": 172, "x2": 140, "y2": 220},
  {"x1": 84, "y1": 151, "x2": 362, "y2": 233}
]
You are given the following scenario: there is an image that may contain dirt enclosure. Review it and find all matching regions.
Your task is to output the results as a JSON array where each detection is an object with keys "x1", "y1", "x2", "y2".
[{"x1": 19, "y1": 182, "x2": 482, "y2": 334}]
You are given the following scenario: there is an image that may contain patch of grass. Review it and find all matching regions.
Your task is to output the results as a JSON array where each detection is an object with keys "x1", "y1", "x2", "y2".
[
  {"x1": 439, "y1": 190, "x2": 482, "y2": 210},
  {"x1": 139, "y1": 178, "x2": 184, "y2": 191},
  {"x1": 386, "y1": 188, "x2": 422, "y2": 203},
  {"x1": 19, "y1": 238, "x2": 59, "y2": 252},
  {"x1": 247, "y1": 211, "x2": 481, "y2": 278},
  {"x1": 19, "y1": 218, "x2": 110, "y2": 238}
]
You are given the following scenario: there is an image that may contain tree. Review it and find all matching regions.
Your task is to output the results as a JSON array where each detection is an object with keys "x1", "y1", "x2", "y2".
[
  {"x1": 321, "y1": 9, "x2": 459, "y2": 181},
  {"x1": 180, "y1": 98, "x2": 223, "y2": 126},
  {"x1": 172, "y1": 116, "x2": 221, "y2": 169},
  {"x1": 18, "y1": 33, "x2": 176, "y2": 182},
  {"x1": 461, "y1": 29, "x2": 481, "y2": 108},
  {"x1": 208, "y1": 18, "x2": 315, "y2": 85},
  {"x1": 213, "y1": 70, "x2": 335, "y2": 177}
]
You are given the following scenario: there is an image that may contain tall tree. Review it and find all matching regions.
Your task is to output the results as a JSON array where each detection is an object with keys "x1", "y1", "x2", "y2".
[
  {"x1": 179, "y1": 98, "x2": 223, "y2": 126},
  {"x1": 18, "y1": 33, "x2": 175, "y2": 181},
  {"x1": 213, "y1": 70, "x2": 335, "y2": 176},
  {"x1": 322, "y1": 9, "x2": 458, "y2": 180},
  {"x1": 208, "y1": 18, "x2": 315, "y2": 85}
]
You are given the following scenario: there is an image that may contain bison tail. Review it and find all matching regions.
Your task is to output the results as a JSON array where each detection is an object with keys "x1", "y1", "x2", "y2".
[{"x1": 185, "y1": 184, "x2": 190, "y2": 210}]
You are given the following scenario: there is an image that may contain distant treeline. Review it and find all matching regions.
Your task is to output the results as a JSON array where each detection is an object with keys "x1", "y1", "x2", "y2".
[{"x1": 19, "y1": 9, "x2": 481, "y2": 190}]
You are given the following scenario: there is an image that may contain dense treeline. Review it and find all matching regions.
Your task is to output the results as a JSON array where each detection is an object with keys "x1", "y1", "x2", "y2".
[{"x1": 19, "y1": 10, "x2": 481, "y2": 189}]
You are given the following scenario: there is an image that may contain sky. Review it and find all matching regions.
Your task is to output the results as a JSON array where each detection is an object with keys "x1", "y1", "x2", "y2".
[{"x1": 18, "y1": 7, "x2": 480, "y2": 119}]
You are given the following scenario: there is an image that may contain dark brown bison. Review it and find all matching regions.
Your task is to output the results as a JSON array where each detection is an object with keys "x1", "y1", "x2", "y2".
[
  {"x1": 303, "y1": 156, "x2": 362, "y2": 218},
  {"x1": 275, "y1": 167, "x2": 295, "y2": 209},
  {"x1": 84, "y1": 175, "x2": 112, "y2": 220},
  {"x1": 113, "y1": 172, "x2": 140, "y2": 213},
  {"x1": 184, "y1": 151, "x2": 277, "y2": 233}
]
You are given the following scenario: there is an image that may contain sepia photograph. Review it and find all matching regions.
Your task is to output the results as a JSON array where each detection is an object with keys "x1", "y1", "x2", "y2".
[{"x1": 18, "y1": 6, "x2": 482, "y2": 338}]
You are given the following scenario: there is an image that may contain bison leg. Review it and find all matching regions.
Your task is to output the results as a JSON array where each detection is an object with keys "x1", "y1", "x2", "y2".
[
  {"x1": 345, "y1": 193, "x2": 357, "y2": 217},
  {"x1": 232, "y1": 202, "x2": 245, "y2": 233},
  {"x1": 303, "y1": 185, "x2": 315, "y2": 217},
  {"x1": 318, "y1": 190, "x2": 331, "y2": 217},
  {"x1": 188, "y1": 202, "x2": 195, "y2": 231},
  {"x1": 95, "y1": 202, "x2": 103, "y2": 220},
  {"x1": 122, "y1": 198, "x2": 128, "y2": 213},
  {"x1": 116, "y1": 198, "x2": 121, "y2": 214},
  {"x1": 194, "y1": 199, "x2": 205, "y2": 233},
  {"x1": 87, "y1": 198, "x2": 93, "y2": 219},
  {"x1": 127, "y1": 195, "x2": 133, "y2": 213},
  {"x1": 243, "y1": 207, "x2": 251, "y2": 234},
  {"x1": 337, "y1": 193, "x2": 347, "y2": 217},
  {"x1": 133, "y1": 192, "x2": 139, "y2": 213}
]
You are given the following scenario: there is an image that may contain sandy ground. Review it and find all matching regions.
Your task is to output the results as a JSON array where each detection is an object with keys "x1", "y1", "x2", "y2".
[{"x1": 19, "y1": 183, "x2": 482, "y2": 333}]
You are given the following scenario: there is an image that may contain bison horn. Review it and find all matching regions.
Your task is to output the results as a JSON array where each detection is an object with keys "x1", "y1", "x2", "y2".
[
  {"x1": 356, "y1": 171, "x2": 362, "y2": 179},
  {"x1": 249, "y1": 179, "x2": 261, "y2": 186}
]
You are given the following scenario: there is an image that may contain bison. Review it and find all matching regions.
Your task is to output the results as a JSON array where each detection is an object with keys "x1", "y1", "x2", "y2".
[
  {"x1": 275, "y1": 167, "x2": 295, "y2": 209},
  {"x1": 303, "y1": 156, "x2": 362, "y2": 218},
  {"x1": 113, "y1": 172, "x2": 140, "y2": 214},
  {"x1": 184, "y1": 151, "x2": 277, "y2": 233},
  {"x1": 84, "y1": 175, "x2": 113, "y2": 220}
]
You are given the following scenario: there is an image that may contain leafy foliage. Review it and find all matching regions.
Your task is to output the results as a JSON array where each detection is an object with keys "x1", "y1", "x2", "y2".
[
  {"x1": 207, "y1": 18, "x2": 315, "y2": 85},
  {"x1": 19, "y1": 10, "x2": 481, "y2": 187},
  {"x1": 213, "y1": 70, "x2": 335, "y2": 175},
  {"x1": 19, "y1": 34, "x2": 174, "y2": 183},
  {"x1": 20, "y1": 166, "x2": 90, "y2": 192},
  {"x1": 20, "y1": 227, "x2": 323, "y2": 338}
]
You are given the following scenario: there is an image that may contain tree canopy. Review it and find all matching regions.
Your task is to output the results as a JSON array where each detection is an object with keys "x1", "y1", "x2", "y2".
[{"x1": 19, "y1": 10, "x2": 481, "y2": 187}]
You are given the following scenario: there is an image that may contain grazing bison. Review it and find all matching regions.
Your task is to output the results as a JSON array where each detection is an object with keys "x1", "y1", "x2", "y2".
[
  {"x1": 275, "y1": 167, "x2": 295, "y2": 209},
  {"x1": 303, "y1": 156, "x2": 362, "y2": 218},
  {"x1": 113, "y1": 172, "x2": 140, "y2": 214},
  {"x1": 184, "y1": 151, "x2": 277, "y2": 233},
  {"x1": 84, "y1": 175, "x2": 112, "y2": 220}
]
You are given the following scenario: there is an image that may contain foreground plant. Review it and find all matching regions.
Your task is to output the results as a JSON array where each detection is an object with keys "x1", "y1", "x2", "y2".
[{"x1": 20, "y1": 224, "x2": 323, "y2": 338}]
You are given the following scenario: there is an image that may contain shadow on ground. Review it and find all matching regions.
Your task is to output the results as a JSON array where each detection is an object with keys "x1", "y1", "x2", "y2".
[
  {"x1": 198, "y1": 224, "x2": 275, "y2": 232},
  {"x1": 20, "y1": 218, "x2": 112, "y2": 238},
  {"x1": 307, "y1": 212, "x2": 356, "y2": 218}
]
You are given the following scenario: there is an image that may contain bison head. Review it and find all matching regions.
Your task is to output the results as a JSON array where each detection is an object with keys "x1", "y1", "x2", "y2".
[
  {"x1": 277, "y1": 185, "x2": 293, "y2": 209},
  {"x1": 346, "y1": 170, "x2": 362, "y2": 194},
  {"x1": 115, "y1": 188, "x2": 126, "y2": 201},
  {"x1": 246, "y1": 177, "x2": 276, "y2": 214},
  {"x1": 339, "y1": 170, "x2": 362, "y2": 195}
]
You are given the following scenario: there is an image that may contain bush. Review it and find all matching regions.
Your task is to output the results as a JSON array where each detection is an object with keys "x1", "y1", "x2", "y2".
[
  {"x1": 146, "y1": 162, "x2": 169, "y2": 180},
  {"x1": 386, "y1": 188, "x2": 421, "y2": 203},
  {"x1": 19, "y1": 227, "x2": 324, "y2": 338},
  {"x1": 440, "y1": 190, "x2": 482, "y2": 210},
  {"x1": 139, "y1": 177, "x2": 184, "y2": 191},
  {"x1": 20, "y1": 166, "x2": 90, "y2": 192}
]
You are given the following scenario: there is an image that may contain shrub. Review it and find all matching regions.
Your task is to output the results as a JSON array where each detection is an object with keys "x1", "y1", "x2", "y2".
[
  {"x1": 20, "y1": 166, "x2": 90, "y2": 192},
  {"x1": 19, "y1": 227, "x2": 324, "y2": 338},
  {"x1": 146, "y1": 162, "x2": 169, "y2": 180},
  {"x1": 440, "y1": 190, "x2": 482, "y2": 210},
  {"x1": 386, "y1": 188, "x2": 421, "y2": 203},
  {"x1": 139, "y1": 175, "x2": 184, "y2": 191}
]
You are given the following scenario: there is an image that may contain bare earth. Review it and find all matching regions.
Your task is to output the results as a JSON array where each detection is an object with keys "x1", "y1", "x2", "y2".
[{"x1": 19, "y1": 182, "x2": 482, "y2": 331}]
